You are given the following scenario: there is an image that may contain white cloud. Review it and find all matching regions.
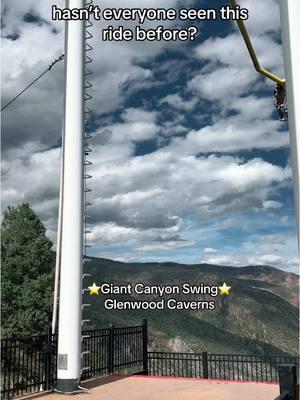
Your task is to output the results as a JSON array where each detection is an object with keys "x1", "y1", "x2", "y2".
[
  {"x1": 159, "y1": 93, "x2": 198, "y2": 111},
  {"x1": 2, "y1": 141, "x2": 291, "y2": 249},
  {"x1": 203, "y1": 247, "x2": 217, "y2": 254},
  {"x1": 252, "y1": 254, "x2": 283, "y2": 265},
  {"x1": 280, "y1": 216, "x2": 290, "y2": 226},
  {"x1": 169, "y1": 117, "x2": 289, "y2": 154},
  {"x1": 1, "y1": 147, "x2": 61, "y2": 239},
  {"x1": 263, "y1": 200, "x2": 282, "y2": 209},
  {"x1": 84, "y1": 147, "x2": 291, "y2": 240},
  {"x1": 97, "y1": 107, "x2": 161, "y2": 143},
  {"x1": 239, "y1": 0, "x2": 281, "y2": 36},
  {"x1": 122, "y1": 108, "x2": 157, "y2": 123},
  {"x1": 257, "y1": 234, "x2": 287, "y2": 245},
  {"x1": 136, "y1": 240, "x2": 196, "y2": 252},
  {"x1": 205, "y1": 255, "x2": 237, "y2": 266},
  {"x1": 194, "y1": 33, "x2": 283, "y2": 81},
  {"x1": 87, "y1": 221, "x2": 182, "y2": 246},
  {"x1": 204, "y1": 253, "x2": 298, "y2": 270},
  {"x1": 107, "y1": 121, "x2": 160, "y2": 143},
  {"x1": 188, "y1": 66, "x2": 255, "y2": 101}
]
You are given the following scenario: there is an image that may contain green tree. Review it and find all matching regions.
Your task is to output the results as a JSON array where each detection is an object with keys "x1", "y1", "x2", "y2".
[{"x1": 1, "y1": 203, "x2": 54, "y2": 336}]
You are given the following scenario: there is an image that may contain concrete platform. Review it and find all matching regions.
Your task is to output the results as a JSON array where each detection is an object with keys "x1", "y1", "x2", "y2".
[{"x1": 20, "y1": 375, "x2": 279, "y2": 400}]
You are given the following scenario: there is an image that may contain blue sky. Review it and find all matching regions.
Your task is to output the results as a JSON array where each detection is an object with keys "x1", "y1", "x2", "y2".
[{"x1": 1, "y1": 0, "x2": 298, "y2": 272}]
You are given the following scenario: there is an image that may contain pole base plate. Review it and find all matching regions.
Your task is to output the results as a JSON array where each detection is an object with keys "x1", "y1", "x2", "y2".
[{"x1": 55, "y1": 379, "x2": 88, "y2": 395}]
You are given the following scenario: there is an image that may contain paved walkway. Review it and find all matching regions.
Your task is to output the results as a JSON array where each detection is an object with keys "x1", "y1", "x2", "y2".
[{"x1": 21, "y1": 375, "x2": 279, "y2": 400}]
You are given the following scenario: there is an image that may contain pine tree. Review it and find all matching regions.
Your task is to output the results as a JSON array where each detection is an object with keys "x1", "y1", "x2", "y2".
[{"x1": 1, "y1": 203, "x2": 54, "y2": 336}]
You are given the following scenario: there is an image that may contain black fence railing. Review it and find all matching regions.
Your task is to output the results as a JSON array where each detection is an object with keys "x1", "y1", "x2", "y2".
[
  {"x1": 1, "y1": 321, "x2": 147, "y2": 400},
  {"x1": 148, "y1": 351, "x2": 300, "y2": 383},
  {"x1": 1, "y1": 331, "x2": 56, "y2": 400},
  {"x1": 148, "y1": 351, "x2": 204, "y2": 378},
  {"x1": 81, "y1": 324, "x2": 146, "y2": 380},
  {"x1": 2, "y1": 321, "x2": 300, "y2": 400}
]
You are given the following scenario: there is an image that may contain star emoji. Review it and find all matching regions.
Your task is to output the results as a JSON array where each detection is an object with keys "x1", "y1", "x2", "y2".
[
  {"x1": 219, "y1": 282, "x2": 231, "y2": 296},
  {"x1": 88, "y1": 283, "x2": 101, "y2": 295}
]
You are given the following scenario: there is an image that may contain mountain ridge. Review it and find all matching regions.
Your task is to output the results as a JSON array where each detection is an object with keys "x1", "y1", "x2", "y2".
[{"x1": 82, "y1": 257, "x2": 299, "y2": 356}]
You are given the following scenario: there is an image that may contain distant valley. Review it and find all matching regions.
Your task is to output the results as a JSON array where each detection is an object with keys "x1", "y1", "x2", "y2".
[{"x1": 83, "y1": 258, "x2": 299, "y2": 356}]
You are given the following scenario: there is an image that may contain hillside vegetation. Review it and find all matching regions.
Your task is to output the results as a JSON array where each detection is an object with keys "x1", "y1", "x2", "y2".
[{"x1": 83, "y1": 258, "x2": 299, "y2": 356}]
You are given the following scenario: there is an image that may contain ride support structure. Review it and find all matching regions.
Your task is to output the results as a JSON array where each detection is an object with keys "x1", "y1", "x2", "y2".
[
  {"x1": 279, "y1": 0, "x2": 300, "y2": 248},
  {"x1": 56, "y1": 0, "x2": 85, "y2": 393},
  {"x1": 230, "y1": 0, "x2": 299, "y2": 247}
]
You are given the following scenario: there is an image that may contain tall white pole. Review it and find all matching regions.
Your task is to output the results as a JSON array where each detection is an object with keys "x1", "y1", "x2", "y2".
[
  {"x1": 279, "y1": 0, "x2": 300, "y2": 249},
  {"x1": 52, "y1": 148, "x2": 63, "y2": 335},
  {"x1": 56, "y1": 0, "x2": 85, "y2": 392}
]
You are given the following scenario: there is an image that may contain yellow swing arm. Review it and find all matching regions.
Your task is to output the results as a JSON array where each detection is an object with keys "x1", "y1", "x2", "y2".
[{"x1": 228, "y1": 0, "x2": 285, "y2": 85}]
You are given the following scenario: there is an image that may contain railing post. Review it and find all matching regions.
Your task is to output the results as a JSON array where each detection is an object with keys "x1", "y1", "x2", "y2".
[
  {"x1": 142, "y1": 319, "x2": 148, "y2": 375},
  {"x1": 202, "y1": 352, "x2": 208, "y2": 379},
  {"x1": 108, "y1": 324, "x2": 114, "y2": 374},
  {"x1": 278, "y1": 364, "x2": 297, "y2": 400},
  {"x1": 43, "y1": 327, "x2": 53, "y2": 391}
]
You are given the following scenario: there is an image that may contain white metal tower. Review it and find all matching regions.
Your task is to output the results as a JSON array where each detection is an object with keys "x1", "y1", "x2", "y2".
[
  {"x1": 229, "y1": 0, "x2": 300, "y2": 247},
  {"x1": 56, "y1": 0, "x2": 85, "y2": 393},
  {"x1": 279, "y1": 0, "x2": 300, "y2": 249}
]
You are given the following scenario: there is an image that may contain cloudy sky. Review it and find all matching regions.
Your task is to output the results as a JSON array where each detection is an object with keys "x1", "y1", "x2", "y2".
[{"x1": 1, "y1": 0, "x2": 298, "y2": 272}]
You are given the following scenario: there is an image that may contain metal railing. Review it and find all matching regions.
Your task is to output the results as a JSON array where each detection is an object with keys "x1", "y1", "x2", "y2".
[
  {"x1": 1, "y1": 321, "x2": 147, "y2": 399},
  {"x1": 148, "y1": 351, "x2": 204, "y2": 378},
  {"x1": 148, "y1": 351, "x2": 299, "y2": 383},
  {"x1": 1, "y1": 331, "x2": 56, "y2": 399},
  {"x1": 2, "y1": 323, "x2": 299, "y2": 400},
  {"x1": 81, "y1": 324, "x2": 146, "y2": 380}
]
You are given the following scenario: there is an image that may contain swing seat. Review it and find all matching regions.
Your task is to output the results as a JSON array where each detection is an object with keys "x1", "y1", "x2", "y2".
[{"x1": 274, "y1": 83, "x2": 288, "y2": 121}]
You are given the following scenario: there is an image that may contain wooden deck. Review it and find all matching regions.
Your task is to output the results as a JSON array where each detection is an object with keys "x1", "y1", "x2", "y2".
[{"x1": 20, "y1": 375, "x2": 279, "y2": 400}]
